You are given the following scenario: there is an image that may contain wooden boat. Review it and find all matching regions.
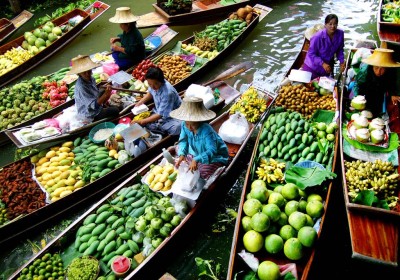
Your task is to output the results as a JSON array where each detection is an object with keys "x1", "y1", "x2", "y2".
[
  {"x1": 7, "y1": 95, "x2": 277, "y2": 279},
  {"x1": 0, "y1": 10, "x2": 33, "y2": 44},
  {"x1": 227, "y1": 37, "x2": 340, "y2": 279},
  {"x1": 0, "y1": 26, "x2": 178, "y2": 147},
  {"x1": 136, "y1": 0, "x2": 259, "y2": 29},
  {"x1": 0, "y1": 2, "x2": 111, "y2": 88},
  {"x1": 134, "y1": 4, "x2": 272, "y2": 92},
  {"x1": 377, "y1": 0, "x2": 400, "y2": 47},
  {"x1": 338, "y1": 47, "x2": 399, "y2": 267},
  {"x1": 0, "y1": 66, "x2": 255, "y2": 247}
]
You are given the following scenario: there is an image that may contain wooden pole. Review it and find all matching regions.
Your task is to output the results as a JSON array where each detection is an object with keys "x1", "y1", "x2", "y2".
[{"x1": 9, "y1": 0, "x2": 21, "y2": 14}]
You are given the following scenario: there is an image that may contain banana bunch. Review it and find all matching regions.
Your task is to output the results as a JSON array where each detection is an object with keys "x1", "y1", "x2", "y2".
[
  {"x1": 146, "y1": 162, "x2": 178, "y2": 191},
  {"x1": 0, "y1": 48, "x2": 33, "y2": 76},
  {"x1": 256, "y1": 158, "x2": 285, "y2": 184},
  {"x1": 134, "y1": 111, "x2": 151, "y2": 120},
  {"x1": 92, "y1": 52, "x2": 113, "y2": 63},
  {"x1": 181, "y1": 43, "x2": 219, "y2": 60},
  {"x1": 229, "y1": 87, "x2": 267, "y2": 123}
]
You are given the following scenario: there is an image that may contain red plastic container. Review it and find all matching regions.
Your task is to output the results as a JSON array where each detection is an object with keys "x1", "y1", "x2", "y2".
[{"x1": 111, "y1": 256, "x2": 131, "y2": 276}]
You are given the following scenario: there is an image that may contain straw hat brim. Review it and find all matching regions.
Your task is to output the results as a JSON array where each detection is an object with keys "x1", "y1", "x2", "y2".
[
  {"x1": 305, "y1": 23, "x2": 324, "y2": 40},
  {"x1": 109, "y1": 15, "x2": 139, "y2": 23},
  {"x1": 361, "y1": 48, "x2": 400, "y2": 68},
  {"x1": 170, "y1": 97, "x2": 216, "y2": 122},
  {"x1": 109, "y1": 7, "x2": 139, "y2": 23},
  {"x1": 67, "y1": 55, "x2": 101, "y2": 75}
]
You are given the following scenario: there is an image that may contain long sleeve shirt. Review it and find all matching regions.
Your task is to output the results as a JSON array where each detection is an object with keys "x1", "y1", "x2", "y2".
[
  {"x1": 117, "y1": 26, "x2": 145, "y2": 65},
  {"x1": 177, "y1": 122, "x2": 229, "y2": 165},
  {"x1": 149, "y1": 80, "x2": 181, "y2": 119},
  {"x1": 74, "y1": 76, "x2": 101, "y2": 121},
  {"x1": 303, "y1": 28, "x2": 345, "y2": 78}
]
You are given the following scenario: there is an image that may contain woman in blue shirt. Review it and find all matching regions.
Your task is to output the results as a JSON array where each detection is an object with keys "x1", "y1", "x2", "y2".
[
  {"x1": 69, "y1": 55, "x2": 119, "y2": 122},
  {"x1": 170, "y1": 97, "x2": 229, "y2": 180},
  {"x1": 131, "y1": 67, "x2": 182, "y2": 135},
  {"x1": 109, "y1": 7, "x2": 145, "y2": 71}
]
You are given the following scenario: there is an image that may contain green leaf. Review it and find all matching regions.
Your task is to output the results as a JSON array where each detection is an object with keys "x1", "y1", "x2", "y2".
[
  {"x1": 353, "y1": 190, "x2": 375, "y2": 206},
  {"x1": 284, "y1": 166, "x2": 336, "y2": 190},
  {"x1": 283, "y1": 272, "x2": 296, "y2": 280}
]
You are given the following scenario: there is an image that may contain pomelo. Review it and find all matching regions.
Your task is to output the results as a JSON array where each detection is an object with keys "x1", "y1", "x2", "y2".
[
  {"x1": 43, "y1": 25, "x2": 52, "y2": 34},
  {"x1": 284, "y1": 200, "x2": 299, "y2": 216},
  {"x1": 279, "y1": 224, "x2": 297, "y2": 241},
  {"x1": 33, "y1": 28, "x2": 41, "y2": 38},
  {"x1": 251, "y1": 179, "x2": 266, "y2": 189},
  {"x1": 250, "y1": 185, "x2": 269, "y2": 203},
  {"x1": 27, "y1": 35, "x2": 37, "y2": 46},
  {"x1": 268, "y1": 192, "x2": 285, "y2": 208},
  {"x1": 250, "y1": 212, "x2": 270, "y2": 233},
  {"x1": 48, "y1": 33, "x2": 57, "y2": 42},
  {"x1": 35, "y1": 38, "x2": 46, "y2": 48},
  {"x1": 38, "y1": 46, "x2": 46, "y2": 52},
  {"x1": 281, "y1": 183, "x2": 299, "y2": 200},
  {"x1": 241, "y1": 216, "x2": 252, "y2": 232},
  {"x1": 307, "y1": 193, "x2": 323, "y2": 203},
  {"x1": 24, "y1": 31, "x2": 33, "y2": 40},
  {"x1": 243, "y1": 198, "x2": 263, "y2": 217},
  {"x1": 21, "y1": 40, "x2": 29, "y2": 50},
  {"x1": 45, "y1": 21, "x2": 55, "y2": 28},
  {"x1": 257, "y1": 261, "x2": 280, "y2": 280},
  {"x1": 273, "y1": 185, "x2": 283, "y2": 193},
  {"x1": 262, "y1": 203, "x2": 281, "y2": 222},
  {"x1": 52, "y1": 26, "x2": 62, "y2": 36},
  {"x1": 277, "y1": 212, "x2": 288, "y2": 227},
  {"x1": 264, "y1": 234, "x2": 284, "y2": 254},
  {"x1": 46, "y1": 40, "x2": 52, "y2": 47},
  {"x1": 306, "y1": 200, "x2": 324, "y2": 218},
  {"x1": 298, "y1": 199, "x2": 308, "y2": 213},
  {"x1": 284, "y1": 238, "x2": 303, "y2": 260},
  {"x1": 39, "y1": 31, "x2": 48, "y2": 40},
  {"x1": 243, "y1": 230, "x2": 264, "y2": 253},
  {"x1": 304, "y1": 214, "x2": 314, "y2": 227},
  {"x1": 298, "y1": 226, "x2": 317, "y2": 247},
  {"x1": 288, "y1": 211, "x2": 307, "y2": 231}
]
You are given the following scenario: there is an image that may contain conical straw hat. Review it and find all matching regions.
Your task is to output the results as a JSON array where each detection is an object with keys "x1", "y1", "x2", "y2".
[
  {"x1": 305, "y1": 23, "x2": 324, "y2": 40},
  {"x1": 170, "y1": 97, "x2": 216, "y2": 122},
  {"x1": 109, "y1": 7, "x2": 139, "y2": 23},
  {"x1": 67, "y1": 55, "x2": 100, "y2": 75},
  {"x1": 362, "y1": 48, "x2": 400, "y2": 67}
]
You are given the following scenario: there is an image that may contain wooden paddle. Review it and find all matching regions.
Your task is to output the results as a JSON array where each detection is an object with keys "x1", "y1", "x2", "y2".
[
  {"x1": 101, "y1": 85, "x2": 147, "y2": 95},
  {"x1": 204, "y1": 61, "x2": 253, "y2": 86}
]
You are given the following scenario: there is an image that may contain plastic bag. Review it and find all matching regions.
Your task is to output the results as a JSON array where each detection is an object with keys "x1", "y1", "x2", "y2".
[
  {"x1": 170, "y1": 194, "x2": 189, "y2": 217},
  {"x1": 351, "y1": 48, "x2": 372, "y2": 65},
  {"x1": 173, "y1": 161, "x2": 200, "y2": 192},
  {"x1": 55, "y1": 106, "x2": 88, "y2": 132},
  {"x1": 218, "y1": 113, "x2": 249, "y2": 144},
  {"x1": 185, "y1": 84, "x2": 216, "y2": 109}
]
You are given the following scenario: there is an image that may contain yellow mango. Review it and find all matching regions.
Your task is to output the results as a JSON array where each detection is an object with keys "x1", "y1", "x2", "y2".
[
  {"x1": 50, "y1": 156, "x2": 60, "y2": 162},
  {"x1": 52, "y1": 187, "x2": 67, "y2": 197},
  {"x1": 42, "y1": 173, "x2": 52, "y2": 181},
  {"x1": 46, "y1": 150, "x2": 56, "y2": 158},
  {"x1": 146, "y1": 173, "x2": 155, "y2": 184},
  {"x1": 54, "y1": 180, "x2": 66, "y2": 189},
  {"x1": 74, "y1": 180, "x2": 85, "y2": 189},
  {"x1": 51, "y1": 170, "x2": 62, "y2": 179},
  {"x1": 109, "y1": 149, "x2": 117, "y2": 157},
  {"x1": 159, "y1": 173, "x2": 168, "y2": 183},
  {"x1": 62, "y1": 141, "x2": 73, "y2": 148},
  {"x1": 51, "y1": 196, "x2": 61, "y2": 203},
  {"x1": 65, "y1": 177, "x2": 76, "y2": 186},
  {"x1": 58, "y1": 165, "x2": 70, "y2": 172},
  {"x1": 35, "y1": 166, "x2": 46, "y2": 175},
  {"x1": 68, "y1": 152, "x2": 75, "y2": 157},
  {"x1": 59, "y1": 190, "x2": 73, "y2": 198},
  {"x1": 59, "y1": 147, "x2": 71, "y2": 153},
  {"x1": 50, "y1": 146, "x2": 60, "y2": 151},
  {"x1": 153, "y1": 173, "x2": 162, "y2": 184},
  {"x1": 37, "y1": 157, "x2": 49, "y2": 165},
  {"x1": 164, "y1": 179, "x2": 173, "y2": 189},
  {"x1": 49, "y1": 161, "x2": 60, "y2": 167},
  {"x1": 60, "y1": 170, "x2": 70, "y2": 179},
  {"x1": 30, "y1": 155, "x2": 39, "y2": 164},
  {"x1": 153, "y1": 182, "x2": 164, "y2": 191},
  {"x1": 42, "y1": 161, "x2": 51, "y2": 167},
  {"x1": 46, "y1": 179, "x2": 55, "y2": 188}
]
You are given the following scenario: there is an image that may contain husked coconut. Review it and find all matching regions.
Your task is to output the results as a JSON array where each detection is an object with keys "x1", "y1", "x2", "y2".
[
  {"x1": 350, "y1": 95, "x2": 367, "y2": 110},
  {"x1": 353, "y1": 115, "x2": 369, "y2": 129},
  {"x1": 355, "y1": 128, "x2": 370, "y2": 142},
  {"x1": 369, "y1": 118, "x2": 385, "y2": 131},
  {"x1": 371, "y1": 129, "x2": 384, "y2": 144}
]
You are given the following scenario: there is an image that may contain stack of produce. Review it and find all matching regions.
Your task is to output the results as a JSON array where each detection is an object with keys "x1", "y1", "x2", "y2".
[
  {"x1": 228, "y1": 5, "x2": 256, "y2": 24},
  {"x1": 157, "y1": 55, "x2": 192, "y2": 84},
  {"x1": 181, "y1": 43, "x2": 219, "y2": 60},
  {"x1": 41, "y1": 80, "x2": 69, "y2": 108},
  {"x1": 145, "y1": 162, "x2": 178, "y2": 191},
  {"x1": 0, "y1": 48, "x2": 33, "y2": 76},
  {"x1": 132, "y1": 59, "x2": 157, "y2": 82},
  {"x1": 229, "y1": 86, "x2": 267, "y2": 123},
  {"x1": 18, "y1": 252, "x2": 64, "y2": 279}
]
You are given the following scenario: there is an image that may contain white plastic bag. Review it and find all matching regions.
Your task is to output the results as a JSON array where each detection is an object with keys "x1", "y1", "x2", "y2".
[
  {"x1": 218, "y1": 113, "x2": 249, "y2": 144},
  {"x1": 173, "y1": 161, "x2": 200, "y2": 192},
  {"x1": 185, "y1": 84, "x2": 216, "y2": 109},
  {"x1": 351, "y1": 48, "x2": 372, "y2": 65}
]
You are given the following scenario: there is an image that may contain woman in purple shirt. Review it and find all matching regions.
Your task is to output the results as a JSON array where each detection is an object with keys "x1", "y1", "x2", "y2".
[{"x1": 302, "y1": 14, "x2": 345, "y2": 79}]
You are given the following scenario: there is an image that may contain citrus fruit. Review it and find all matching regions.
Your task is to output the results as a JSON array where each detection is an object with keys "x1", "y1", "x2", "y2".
[
  {"x1": 306, "y1": 200, "x2": 324, "y2": 218},
  {"x1": 284, "y1": 237, "x2": 304, "y2": 260},
  {"x1": 277, "y1": 212, "x2": 288, "y2": 227},
  {"x1": 243, "y1": 230, "x2": 264, "y2": 253},
  {"x1": 264, "y1": 234, "x2": 284, "y2": 254},
  {"x1": 298, "y1": 199, "x2": 308, "y2": 213},
  {"x1": 281, "y1": 183, "x2": 299, "y2": 200},
  {"x1": 250, "y1": 212, "x2": 270, "y2": 233},
  {"x1": 268, "y1": 192, "x2": 285, "y2": 208},
  {"x1": 288, "y1": 211, "x2": 307, "y2": 231},
  {"x1": 298, "y1": 226, "x2": 318, "y2": 247},
  {"x1": 298, "y1": 188, "x2": 307, "y2": 198},
  {"x1": 279, "y1": 224, "x2": 297, "y2": 240},
  {"x1": 251, "y1": 179, "x2": 267, "y2": 189},
  {"x1": 243, "y1": 198, "x2": 263, "y2": 217},
  {"x1": 257, "y1": 261, "x2": 280, "y2": 280},
  {"x1": 262, "y1": 203, "x2": 281, "y2": 222},
  {"x1": 304, "y1": 214, "x2": 314, "y2": 226},
  {"x1": 284, "y1": 200, "x2": 299, "y2": 216},
  {"x1": 250, "y1": 185, "x2": 270, "y2": 203},
  {"x1": 241, "y1": 216, "x2": 252, "y2": 232},
  {"x1": 273, "y1": 185, "x2": 283, "y2": 193},
  {"x1": 307, "y1": 193, "x2": 323, "y2": 203}
]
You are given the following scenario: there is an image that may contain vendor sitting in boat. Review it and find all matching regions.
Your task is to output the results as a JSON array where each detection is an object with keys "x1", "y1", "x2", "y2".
[
  {"x1": 170, "y1": 97, "x2": 229, "y2": 180},
  {"x1": 69, "y1": 55, "x2": 120, "y2": 122},
  {"x1": 109, "y1": 7, "x2": 145, "y2": 71},
  {"x1": 131, "y1": 67, "x2": 182, "y2": 136},
  {"x1": 350, "y1": 48, "x2": 400, "y2": 116}
]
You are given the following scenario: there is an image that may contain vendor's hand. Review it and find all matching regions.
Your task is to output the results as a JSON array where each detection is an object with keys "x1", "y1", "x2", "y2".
[
  {"x1": 134, "y1": 100, "x2": 143, "y2": 107},
  {"x1": 322, "y1": 62, "x2": 332, "y2": 74},
  {"x1": 175, "y1": 155, "x2": 185, "y2": 168},
  {"x1": 340, "y1": 61, "x2": 346, "y2": 73},
  {"x1": 189, "y1": 159, "x2": 198, "y2": 172},
  {"x1": 111, "y1": 44, "x2": 121, "y2": 52},
  {"x1": 392, "y1": 96, "x2": 400, "y2": 105},
  {"x1": 110, "y1": 37, "x2": 119, "y2": 44},
  {"x1": 130, "y1": 119, "x2": 144, "y2": 126}
]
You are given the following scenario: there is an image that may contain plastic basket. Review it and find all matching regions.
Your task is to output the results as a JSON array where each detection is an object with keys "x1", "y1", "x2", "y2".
[
  {"x1": 89, "y1": 122, "x2": 116, "y2": 144},
  {"x1": 294, "y1": 160, "x2": 325, "y2": 170}
]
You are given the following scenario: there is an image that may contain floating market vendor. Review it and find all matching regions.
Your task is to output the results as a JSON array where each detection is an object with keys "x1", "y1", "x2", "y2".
[
  {"x1": 68, "y1": 55, "x2": 119, "y2": 122},
  {"x1": 351, "y1": 48, "x2": 400, "y2": 116},
  {"x1": 131, "y1": 67, "x2": 182, "y2": 135},
  {"x1": 109, "y1": 7, "x2": 145, "y2": 71},
  {"x1": 302, "y1": 14, "x2": 345, "y2": 79},
  {"x1": 170, "y1": 97, "x2": 229, "y2": 180}
]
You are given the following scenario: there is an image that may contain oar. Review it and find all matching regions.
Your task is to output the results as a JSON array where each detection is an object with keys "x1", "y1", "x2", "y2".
[
  {"x1": 204, "y1": 61, "x2": 254, "y2": 86},
  {"x1": 101, "y1": 85, "x2": 147, "y2": 95}
]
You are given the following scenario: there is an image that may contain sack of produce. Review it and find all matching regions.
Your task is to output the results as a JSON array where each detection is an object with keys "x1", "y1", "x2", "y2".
[{"x1": 219, "y1": 113, "x2": 249, "y2": 144}]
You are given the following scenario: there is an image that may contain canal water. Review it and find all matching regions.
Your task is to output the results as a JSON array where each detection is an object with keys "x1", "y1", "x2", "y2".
[{"x1": 1, "y1": 0, "x2": 396, "y2": 279}]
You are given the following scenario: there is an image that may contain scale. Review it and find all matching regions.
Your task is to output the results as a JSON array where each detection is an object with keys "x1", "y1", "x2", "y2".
[{"x1": 109, "y1": 71, "x2": 133, "y2": 85}]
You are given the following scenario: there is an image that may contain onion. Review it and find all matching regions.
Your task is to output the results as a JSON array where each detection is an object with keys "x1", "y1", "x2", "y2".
[{"x1": 237, "y1": 8, "x2": 247, "y2": 19}]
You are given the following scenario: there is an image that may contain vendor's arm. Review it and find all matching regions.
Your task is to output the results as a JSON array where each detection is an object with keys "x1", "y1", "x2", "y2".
[
  {"x1": 131, "y1": 113, "x2": 161, "y2": 126},
  {"x1": 307, "y1": 36, "x2": 324, "y2": 71},
  {"x1": 193, "y1": 129, "x2": 218, "y2": 164},
  {"x1": 175, "y1": 124, "x2": 189, "y2": 168},
  {"x1": 97, "y1": 85, "x2": 112, "y2": 105},
  {"x1": 110, "y1": 37, "x2": 121, "y2": 44},
  {"x1": 135, "y1": 92, "x2": 152, "y2": 107}
]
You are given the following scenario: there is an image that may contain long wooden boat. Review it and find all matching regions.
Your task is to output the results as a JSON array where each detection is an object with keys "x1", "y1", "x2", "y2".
[
  {"x1": 377, "y1": 0, "x2": 400, "y2": 47},
  {"x1": 136, "y1": 0, "x2": 258, "y2": 29},
  {"x1": 227, "y1": 37, "x2": 340, "y2": 279},
  {"x1": 0, "y1": 10, "x2": 34, "y2": 44},
  {"x1": 0, "y1": 26, "x2": 178, "y2": 147},
  {"x1": 339, "y1": 47, "x2": 399, "y2": 267},
  {"x1": 0, "y1": 1, "x2": 110, "y2": 88},
  {"x1": 7, "y1": 99, "x2": 270, "y2": 279},
  {"x1": 135, "y1": 4, "x2": 272, "y2": 92},
  {"x1": 0, "y1": 74, "x2": 250, "y2": 247}
]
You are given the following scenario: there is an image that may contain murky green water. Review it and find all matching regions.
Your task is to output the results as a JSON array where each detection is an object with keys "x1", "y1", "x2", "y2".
[{"x1": 2, "y1": 0, "x2": 396, "y2": 279}]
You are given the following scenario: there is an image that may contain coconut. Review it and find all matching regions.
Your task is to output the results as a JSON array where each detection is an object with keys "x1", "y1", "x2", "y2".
[
  {"x1": 360, "y1": 110, "x2": 373, "y2": 119},
  {"x1": 371, "y1": 129, "x2": 384, "y2": 144},
  {"x1": 353, "y1": 116, "x2": 369, "y2": 129},
  {"x1": 350, "y1": 95, "x2": 367, "y2": 110},
  {"x1": 355, "y1": 128, "x2": 370, "y2": 142},
  {"x1": 351, "y1": 113, "x2": 360, "y2": 121},
  {"x1": 369, "y1": 118, "x2": 385, "y2": 131}
]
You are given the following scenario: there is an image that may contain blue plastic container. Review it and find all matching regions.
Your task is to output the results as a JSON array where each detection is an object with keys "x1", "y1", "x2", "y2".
[{"x1": 294, "y1": 160, "x2": 325, "y2": 170}]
